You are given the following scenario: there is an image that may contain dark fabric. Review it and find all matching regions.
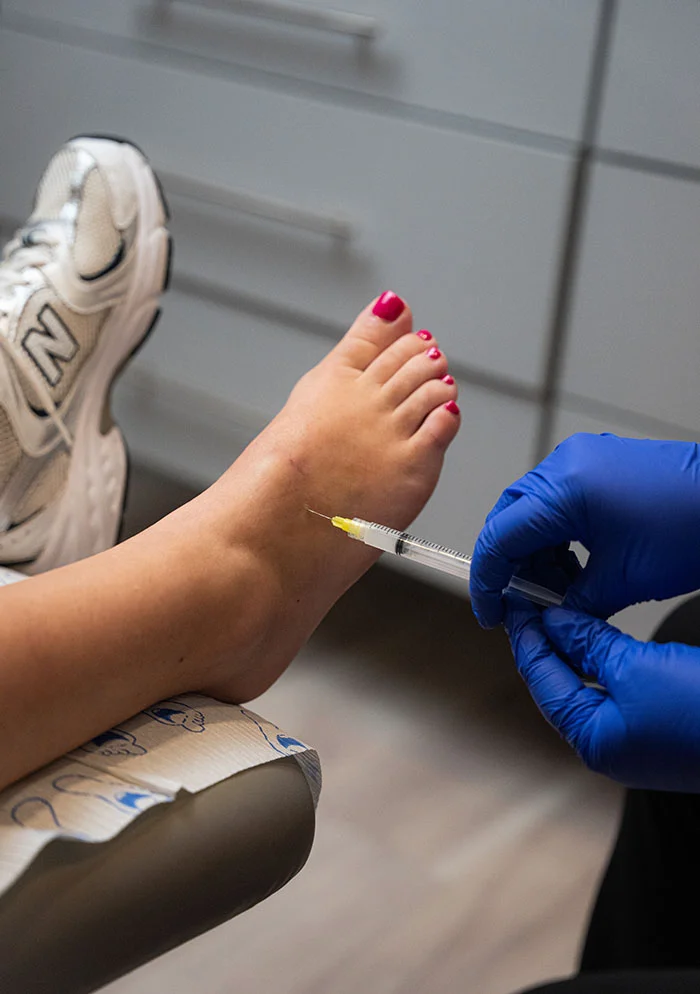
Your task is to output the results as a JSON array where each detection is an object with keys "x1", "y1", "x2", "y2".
[
  {"x1": 518, "y1": 971, "x2": 700, "y2": 993},
  {"x1": 580, "y1": 789, "x2": 700, "y2": 971},
  {"x1": 518, "y1": 594, "x2": 700, "y2": 994},
  {"x1": 580, "y1": 594, "x2": 700, "y2": 973}
]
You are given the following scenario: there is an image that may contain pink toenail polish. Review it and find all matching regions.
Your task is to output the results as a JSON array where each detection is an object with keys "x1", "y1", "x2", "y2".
[
  {"x1": 445, "y1": 400, "x2": 460, "y2": 415},
  {"x1": 416, "y1": 329, "x2": 432, "y2": 341},
  {"x1": 372, "y1": 291, "x2": 405, "y2": 322},
  {"x1": 426, "y1": 346, "x2": 441, "y2": 360},
  {"x1": 442, "y1": 374, "x2": 455, "y2": 385}
]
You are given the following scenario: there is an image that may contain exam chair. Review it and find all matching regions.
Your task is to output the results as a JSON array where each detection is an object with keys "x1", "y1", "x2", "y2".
[{"x1": 0, "y1": 755, "x2": 315, "y2": 993}]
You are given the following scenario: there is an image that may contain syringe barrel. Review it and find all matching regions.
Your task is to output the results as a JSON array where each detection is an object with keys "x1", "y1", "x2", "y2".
[
  {"x1": 394, "y1": 534, "x2": 472, "y2": 580},
  {"x1": 355, "y1": 521, "x2": 472, "y2": 581},
  {"x1": 506, "y1": 576, "x2": 564, "y2": 607},
  {"x1": 351, "y1": 519, "x2": 562, "y2": 605}
]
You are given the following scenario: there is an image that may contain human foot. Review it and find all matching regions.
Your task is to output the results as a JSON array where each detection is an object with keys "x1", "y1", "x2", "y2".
[{"x1": 196, "y1": 292, "x2": 460, "y2": 700}]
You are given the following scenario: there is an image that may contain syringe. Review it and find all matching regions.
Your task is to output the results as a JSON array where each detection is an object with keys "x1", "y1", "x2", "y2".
[{"x1": 309, "y1": 510, "x2": 563, "y2": 608}]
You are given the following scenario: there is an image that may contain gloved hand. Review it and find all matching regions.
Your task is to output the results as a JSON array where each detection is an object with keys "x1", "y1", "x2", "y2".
[
  {"x1": 470, "y1": 433, "x2": 700, "y2": 629},
  {"x1": 507, "y1": 601, "x2": 700, "y2": 792}
]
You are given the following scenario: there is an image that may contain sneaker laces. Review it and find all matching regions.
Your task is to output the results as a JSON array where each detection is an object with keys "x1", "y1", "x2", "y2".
[{"x1": 0, "y1": 221, "x2": 73, "y2": 450}]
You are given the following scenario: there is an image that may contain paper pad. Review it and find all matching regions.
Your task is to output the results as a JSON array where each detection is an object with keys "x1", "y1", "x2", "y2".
[{"x1": 0, "y1": 568, "x2": 320, "y2": 898}]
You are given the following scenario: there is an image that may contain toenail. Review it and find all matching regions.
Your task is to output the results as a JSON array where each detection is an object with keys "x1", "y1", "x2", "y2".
[
  {"x1": 442, "y1": 374, "x2": 455, "y2": 385},
  {"x1": 372, "y1": 291, "x2": 405, "y2": 321},
  {"x1": 416, "y1": 329, "x2": 432, "y2": 341},
  {"x1": 426, "y1": 346, "x2": 441, "y2": 360},
  {"x1": 445, "y1": 400, "x2": 460, "y2": 415}
]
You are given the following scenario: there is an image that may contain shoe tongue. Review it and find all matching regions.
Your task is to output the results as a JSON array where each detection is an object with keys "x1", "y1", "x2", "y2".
[{"x1": 30, "y1": 148, "x2": 79, "y2": 221}]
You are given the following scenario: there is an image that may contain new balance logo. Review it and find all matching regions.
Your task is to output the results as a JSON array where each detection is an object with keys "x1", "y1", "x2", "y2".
[{"x1": 22, "y1": 304, "x2": 78, "y2": 387}]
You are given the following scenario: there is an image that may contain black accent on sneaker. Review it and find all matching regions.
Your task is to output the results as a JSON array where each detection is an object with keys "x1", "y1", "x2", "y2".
[
  {"x1": 163, "y1": 234, "x2": 174, "y2": 292},
  {"x1": 80, "y1": 238, "x2": 126, "y2": 283},
  {"x1": 8, "y1": 506, "x2": 46, "y2": 531}
]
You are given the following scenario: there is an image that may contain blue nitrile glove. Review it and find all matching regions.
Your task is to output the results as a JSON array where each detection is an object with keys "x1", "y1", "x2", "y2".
[
  {"x1": 470, "y1": 434, "x2": 700, "y2": 629},
  {"x1": 507, "y1": 601, "x2": 700, "y2": 792}
]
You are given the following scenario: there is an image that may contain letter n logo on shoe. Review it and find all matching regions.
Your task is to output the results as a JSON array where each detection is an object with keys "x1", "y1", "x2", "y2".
[{"x1": 22, "y1": 304, "x2": 78, "y2": 386}]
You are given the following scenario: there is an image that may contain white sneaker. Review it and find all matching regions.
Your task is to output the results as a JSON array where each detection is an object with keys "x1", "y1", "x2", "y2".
[{"x1": 0, "y1": 135, "x2": 170, "y2": 573}]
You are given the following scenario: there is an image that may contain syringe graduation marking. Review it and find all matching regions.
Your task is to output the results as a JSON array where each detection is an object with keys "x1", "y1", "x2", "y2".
[
  {"x1": 310, "y1": 508, "x2": 562, "y2": 607},
  {"x1": 395, "y1": 530, "x2": 472, "y2": 563}
]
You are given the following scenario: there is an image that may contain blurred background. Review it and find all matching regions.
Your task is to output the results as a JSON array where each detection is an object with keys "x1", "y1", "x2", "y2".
[{"x1": 0, "y1": 1, "x2": 697, "y2": 991}]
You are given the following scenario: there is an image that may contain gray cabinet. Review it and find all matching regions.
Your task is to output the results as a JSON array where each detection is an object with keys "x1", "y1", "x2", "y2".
[
  {"x1": 561, "y1": 163, "x2": 700, "y2": 435},
  {"x1": 3, "y1": 0, "x2": 601, "y2": 138},
  {"x1": 599, "y1": 0, "x2": 700, "y2": 167},
  {"x1": 2, "y1": 0, "x2": 699, "y2": 592}
]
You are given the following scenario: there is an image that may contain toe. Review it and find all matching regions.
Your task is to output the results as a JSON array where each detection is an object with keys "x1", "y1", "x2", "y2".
[
  {"x1": 380, "y1": 342, "x2": 449, "y2": 402},
  {"x1": 395, "y1": 377, "x2": 458, "y2": 434},
  {"x1": 333, "y1": 292, "x2": 413, "y2": 370},
  {"x1": 414, "y1": 396, "x2": 461, "y2": 451},
  {"x1": 364, "y1": 328, "x2": 439, "y2": 385}
]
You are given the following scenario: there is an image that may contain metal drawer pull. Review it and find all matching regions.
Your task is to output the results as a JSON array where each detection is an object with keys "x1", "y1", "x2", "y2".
[
  {"x1": 160, "y1": 170, "x2": 353, "y2": 240},
  {"x1": 156, "y1": 0, "x2": 379, "y2": 39}
]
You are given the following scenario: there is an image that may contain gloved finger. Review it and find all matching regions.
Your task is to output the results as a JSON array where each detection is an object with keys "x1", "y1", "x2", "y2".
[
  {"x1": 564, "y1": 553, "x2": 632, "y2": 619},
  {"x1": 505, "y1": 600, "x2": 605, "y2": 748},
  {"x1": 516, "y1": 543, "x2": 582, "y2": 598},
  {"x1": 543, "y1": 607, "x2": 637, "y2": 685},
  {"x1": 471, "y1": 492, "x2": 577, "y2": 629},
  {"x1": 483, "y1": 484, "x2": 522, "y2": 526}
]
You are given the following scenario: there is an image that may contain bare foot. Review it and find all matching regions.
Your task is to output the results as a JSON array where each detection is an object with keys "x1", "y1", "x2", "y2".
[{"x1": 195, "y1": 292, "x2": 460, "y2": 700}]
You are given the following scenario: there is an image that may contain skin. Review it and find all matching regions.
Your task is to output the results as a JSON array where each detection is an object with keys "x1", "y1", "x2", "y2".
[{"x1": 0, "y1": 297, "x2": 460, "y2": 790}]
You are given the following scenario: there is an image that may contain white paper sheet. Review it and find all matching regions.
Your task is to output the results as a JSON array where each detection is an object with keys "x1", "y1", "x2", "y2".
[{"x1": 0, "y1": 568, "x2": 320, "y2": 899}]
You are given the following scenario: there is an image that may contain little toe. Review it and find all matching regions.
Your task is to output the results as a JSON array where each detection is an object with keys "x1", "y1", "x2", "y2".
[
  {"x1": 381, "y1": 344, "x2": 449, "y2": 403},
  {"x1": 333, "y1": 292, "x2": 414, "y2": 371}
]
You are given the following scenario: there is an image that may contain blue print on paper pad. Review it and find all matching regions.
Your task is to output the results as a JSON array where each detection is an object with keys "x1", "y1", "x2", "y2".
[
  {"x1": 11, "y1": 796, "x2": 62, "y2": 830},
  {"x1": 239, "y1": 707, "x2": 308, "y2": 756},
  {"x1": 276, "y1": 734, "x2": 307, "y2": 752},
  {"x1": 53, "y1": 774, "x2": 164, "y2": 813},
  {"x1": 78, "y1": 728, "x2": 147, "y2": 758},
  {"x1": 144, "y1": 699, "x2": 206, "y2": 733}
]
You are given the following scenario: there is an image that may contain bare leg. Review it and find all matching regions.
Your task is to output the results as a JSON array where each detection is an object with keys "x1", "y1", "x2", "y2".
[{"x1": 0, "y1": 294, "x2": 460, "y2": 788}]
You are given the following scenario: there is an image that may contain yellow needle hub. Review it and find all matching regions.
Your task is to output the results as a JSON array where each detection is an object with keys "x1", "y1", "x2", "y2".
[{"x1": 331, "y1": 516, "x2": 362, "y2": 538}]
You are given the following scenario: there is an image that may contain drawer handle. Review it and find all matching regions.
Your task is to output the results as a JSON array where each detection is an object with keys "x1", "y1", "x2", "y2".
[
  {"x1": 154, "y1": 0, "x2": 379, "y2": 40},
  {"x1": 159, "y1": 170, "x2": 354, "y2": 240}
]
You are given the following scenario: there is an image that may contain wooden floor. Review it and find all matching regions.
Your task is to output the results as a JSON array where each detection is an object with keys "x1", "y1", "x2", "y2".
[{"x1": 106, "y1": 464, "x2": 622, "y2": 994}]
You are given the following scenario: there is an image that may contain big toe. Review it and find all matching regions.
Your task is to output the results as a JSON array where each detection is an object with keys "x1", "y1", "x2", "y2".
[{"x1": 334, "y1": 292, "x2": 413, "y2": 370}]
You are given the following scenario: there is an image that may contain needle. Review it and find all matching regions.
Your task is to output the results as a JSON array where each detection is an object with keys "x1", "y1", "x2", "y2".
[{"x1": 305, "y1": 505, "x2": 332, "y2": 521}]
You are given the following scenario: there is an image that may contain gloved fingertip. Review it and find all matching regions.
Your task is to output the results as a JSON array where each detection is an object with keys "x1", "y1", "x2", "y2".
[
  {"x1": 471, "y1": 603, "x2": 503, "y2": 630},
  {"x1": 544, "y1": 603, "x2": 578, "y2": 620},
  {"x1": 542, "y1": 604, "x2": 581, "y2": 634},
  {"x1": 469, "y1": 583, "x2": 504, "y2": 629},
  {"x1": 504, "y1": 597, "x2": 540, "y2": 639},
  {"x1": 561, "y1": 587, "x2": 586, "y2": 611}
]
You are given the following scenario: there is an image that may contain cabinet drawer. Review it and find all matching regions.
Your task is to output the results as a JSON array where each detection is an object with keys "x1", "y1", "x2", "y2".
[
  {"x1": 132, "y1": 288, "x2": 331, "y2": 421},
  {"x1": 550, "y1": 406, "x2": 691, "y2": 641},
  {"x1": 561, "y1": 163, "x2": 700, "y2": 434},
  {"x1": 0, "y1": 30, "x2": 572, "y2": 388},
  {"x1": 114, "y1": 288, "x2": 539, "y2": 583},
  {"x1": 4, "y1": 0, "x2": 600, "y2": 139},
  {"x1": 599, "y1": 0, "x2": 700, "y2": 167}
]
